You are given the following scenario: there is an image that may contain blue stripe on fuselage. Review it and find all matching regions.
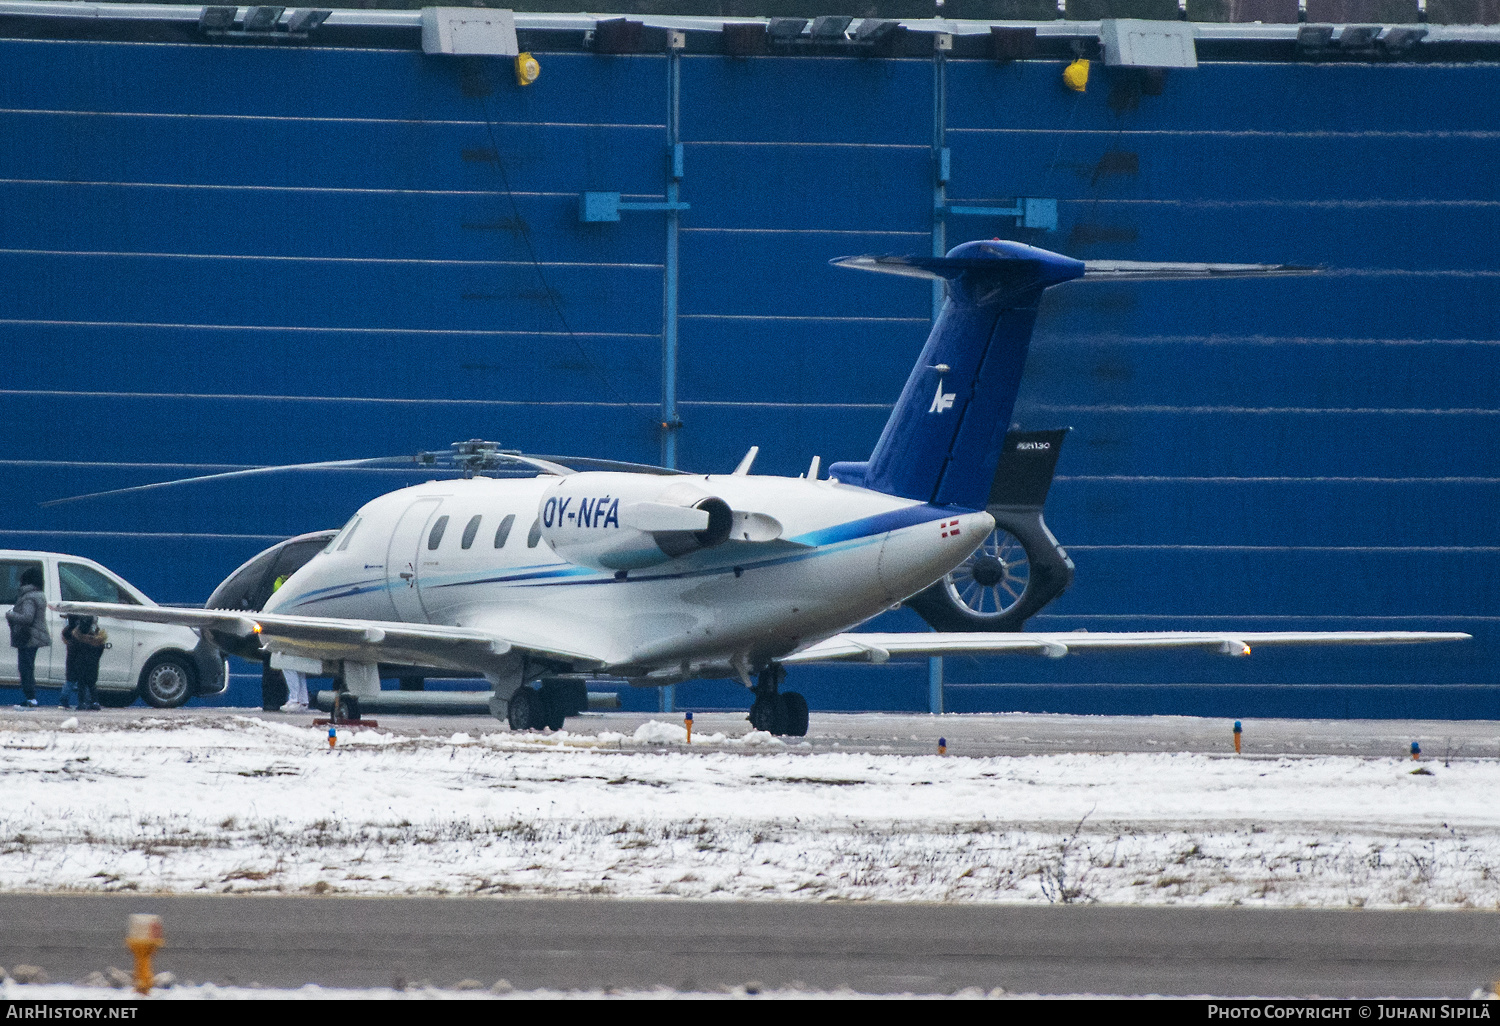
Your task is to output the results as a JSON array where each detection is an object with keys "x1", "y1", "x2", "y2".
[{"x1": 787, "y1": 502, "x2": 973, "y2": 548}]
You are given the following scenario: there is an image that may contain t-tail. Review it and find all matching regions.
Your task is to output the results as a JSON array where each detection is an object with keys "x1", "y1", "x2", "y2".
[{"x1": 827, "y1": 241, "x2": 1315, "y2": 510}]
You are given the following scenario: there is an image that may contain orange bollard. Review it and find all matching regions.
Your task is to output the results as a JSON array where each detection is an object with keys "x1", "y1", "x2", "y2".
[
  {"x1": 1411, "y1": 742, "x2": 1421, "y2": 761},
  {"x1": 1233, "y1": 721, "x2": 1242, "y2": 755},
  {"x1": 125, "y1": 914, "x2": 163, "y2": 995},
  {"x1": 684, "y1": 711, "x2": 693, "y2": 744},
  {"x1": 938, "y1": 737, "x2": 947, "y2": 755}
]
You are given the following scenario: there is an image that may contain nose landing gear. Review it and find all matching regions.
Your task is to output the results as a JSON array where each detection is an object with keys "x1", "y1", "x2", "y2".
[{"x1": 748, "y1": 664, "x2": 809, "y2": 737}]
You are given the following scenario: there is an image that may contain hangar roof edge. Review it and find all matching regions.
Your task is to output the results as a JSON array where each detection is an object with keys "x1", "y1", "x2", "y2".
[{"x1": 2, "y1": 1, "x2": 1499, "y2": 53}]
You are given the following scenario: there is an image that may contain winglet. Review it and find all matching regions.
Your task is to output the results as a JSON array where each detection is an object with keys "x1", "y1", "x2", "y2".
[{"x1": 732, "y1": 446, "x2": 759, "y2": 476}]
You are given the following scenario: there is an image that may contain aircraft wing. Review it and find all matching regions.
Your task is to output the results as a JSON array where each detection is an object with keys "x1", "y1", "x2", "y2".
[
  {"x1": 782, "y1": 630, "x2": 1472, "y2": 664},
  {"x1": 52, "y1": 602, "x2": 608, "y2": 674}
]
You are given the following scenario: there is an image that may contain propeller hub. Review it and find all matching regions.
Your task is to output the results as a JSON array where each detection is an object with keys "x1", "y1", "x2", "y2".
[{"x1": 969, "y1": 555, "x2": 1007, "y2": 588}]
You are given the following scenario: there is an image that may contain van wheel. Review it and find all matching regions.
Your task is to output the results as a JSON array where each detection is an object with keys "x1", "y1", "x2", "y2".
[{"x1": 140, "y1": 654, "x2": 196, "y2": 709}]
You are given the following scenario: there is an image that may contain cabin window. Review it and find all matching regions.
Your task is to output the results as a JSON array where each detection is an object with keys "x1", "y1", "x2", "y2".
[
  {"x1": 526, "y1": 518, "x2": 541, "y2": 548},
  {"x1": 336, "y1": 518, "x2": 361, "y2": 552},
  {"x1": 0, "y1": 561, "x2": 44, "y2": 605},
  {"x1": 494, "y1": 513, "x2": 516, "y2": 548},
  {"x1": 427, "y1": 515, "x2": 450, "y2": 551},
  {"x1": 460, "y1": 515, "x2": 482, "y2": 550}
]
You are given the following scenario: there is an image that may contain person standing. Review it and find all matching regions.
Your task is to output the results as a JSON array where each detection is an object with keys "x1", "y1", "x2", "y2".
[
  {"x1": 61, "y1": 614, "x2": 107, "y2": 711},
  {"x1": 280, "y1": 667, "x2": 309, "y2": 713},
  {"x1": 6, "y1": 567, "x2": 50, "y2": 708},
  {"x1": 260, "y1": 573, "x2": 294, "y2": 711}
]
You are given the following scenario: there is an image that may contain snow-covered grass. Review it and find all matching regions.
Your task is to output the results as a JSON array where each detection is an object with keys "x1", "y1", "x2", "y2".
[{"x1": 1, "y1": 714, "x2": 1498, "y2": 908}]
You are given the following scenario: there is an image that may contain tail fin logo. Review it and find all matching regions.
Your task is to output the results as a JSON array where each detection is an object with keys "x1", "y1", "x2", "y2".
[{"x1": 928, "y1": 379, "x2": 956, "y2": 415}]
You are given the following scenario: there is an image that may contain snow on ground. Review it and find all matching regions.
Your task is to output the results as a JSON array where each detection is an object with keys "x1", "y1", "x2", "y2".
[
  {"x1": 1, "y1": 714, "x2": 1499, "y2": 908},
  {"x1": 0, "y1": 979, "x2": 1020, "y2": 1000}
]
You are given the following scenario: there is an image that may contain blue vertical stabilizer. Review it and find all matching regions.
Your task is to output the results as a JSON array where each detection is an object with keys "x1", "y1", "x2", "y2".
[{"x1": 827, "y1": 241, "x2": 1085, "y2": 510}]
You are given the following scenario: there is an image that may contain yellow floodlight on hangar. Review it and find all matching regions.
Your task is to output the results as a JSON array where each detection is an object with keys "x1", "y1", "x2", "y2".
[
  {"x1": 1062, "y1": 58, "x2": 1089, "y2": 92},
  {"x1": 515, "y1": 52, "x2": 540, "y2": 86}
]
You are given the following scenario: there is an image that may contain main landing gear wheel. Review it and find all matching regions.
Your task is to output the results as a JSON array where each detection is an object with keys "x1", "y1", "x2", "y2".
[
  {"x1": 747, "y1": 666, "x2": 808, "y2": 737},
  {"x1": 507, "y1": 687, "x2": 541, "y2": 731},
  {"x1": 537, "y1": 679, "x2": 585, "y2": 731},
  {"x1": 777, "y1": 691, "x2": 809, "y2": 737}
]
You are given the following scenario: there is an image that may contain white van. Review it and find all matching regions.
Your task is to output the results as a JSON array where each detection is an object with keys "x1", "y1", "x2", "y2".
[{"x1": 0, "y1": 551, "x2": 226, "y2": 707}]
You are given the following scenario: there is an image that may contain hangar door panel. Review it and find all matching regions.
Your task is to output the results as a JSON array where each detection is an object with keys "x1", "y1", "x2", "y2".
[{"x1": 386, "y1": 499, "x2": 442, "y2": 623}]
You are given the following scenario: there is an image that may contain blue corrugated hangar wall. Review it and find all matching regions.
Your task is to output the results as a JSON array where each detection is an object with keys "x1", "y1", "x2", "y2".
[{"x1": 1, "y1": 14, "x2": 1495, "y2": 715}]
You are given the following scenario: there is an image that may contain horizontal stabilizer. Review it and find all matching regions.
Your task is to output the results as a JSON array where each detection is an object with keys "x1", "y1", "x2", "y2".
[
  {"x1": 1081, "y1": 261, "x2": 1320, "y2": 281},
  {"x1": 831, "y1": 253, "x2": 1076, "y2": 287},
  {"x1": 783, "y1": 630, "x2": 1471, "y2": 664},
  {"x1": 833, "y1": 255, "x2": 1318, "y2": 284}
]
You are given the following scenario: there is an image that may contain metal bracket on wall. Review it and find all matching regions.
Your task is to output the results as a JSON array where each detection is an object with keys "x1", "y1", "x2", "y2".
[
  {"x1": 579, "y1": 192, "x2": 691, "y2": 223},
  {"x1": 199, "y1": 6, "x2": 331, "y2": 39},
  {"x1": 943, "y1": 198, "x2": 1058, "y2": 231}
]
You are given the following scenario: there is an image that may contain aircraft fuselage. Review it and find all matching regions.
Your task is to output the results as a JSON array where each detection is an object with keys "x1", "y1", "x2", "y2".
[{"x1": 262, "y1": 474, "x2": 993, "y2": 681}]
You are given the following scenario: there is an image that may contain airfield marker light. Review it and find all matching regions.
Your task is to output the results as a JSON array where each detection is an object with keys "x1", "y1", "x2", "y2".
[
  {"x1": 124, "y1": 914, "x2": 163, "y2": 994},
  {"x1": 1411, "y1": 742, "x2": 1421, "y2": 761},
  {"x1": 1233, "y1": 721, "x2": 1242, "y2": 755},
  {"x1": 1062, "y1": 58, "x2": 1089, "y2": 93},
  {"x1": 938, "y1": 737, "x2": 947, "y2": 755},
  {"x1": 515, "y1": 52, "x2": 540, "y2": 87},
  {"x1": 328, "y1": 722, "x2": 337, "y2": 750},
  {"x1": 685, "y1": 710, "x2": 693, "y2": 743}
]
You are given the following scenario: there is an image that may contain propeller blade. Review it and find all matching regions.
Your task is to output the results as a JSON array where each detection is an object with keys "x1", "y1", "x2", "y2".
[
  {"x1": 39, "y1": 456, "x2": 418, "y2": 507},
  {"x1": 39, "y1": 444, "x2": 585, "y2": 508}
]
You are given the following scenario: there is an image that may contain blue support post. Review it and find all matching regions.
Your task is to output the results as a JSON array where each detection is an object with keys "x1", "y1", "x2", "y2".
[
  {"x1": 659, "y1": 38, "x2": 684, "y2": 716},
  {"x1": 931, "y1": 38, "x2": 947, "y2": 322},
  {"x1": 926, "y1": 40, "x2": 947, "y2": 718}
]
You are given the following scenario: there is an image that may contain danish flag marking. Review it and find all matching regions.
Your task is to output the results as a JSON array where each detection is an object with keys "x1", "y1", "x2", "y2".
[{"x1": 940, "y1": 519, "x2": 962, "y2": 539}]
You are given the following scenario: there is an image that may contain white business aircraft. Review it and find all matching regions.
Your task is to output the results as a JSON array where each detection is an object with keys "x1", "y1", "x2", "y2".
[{"x1": 55, "y1": 241, "x2": 1468, "y2": 735}]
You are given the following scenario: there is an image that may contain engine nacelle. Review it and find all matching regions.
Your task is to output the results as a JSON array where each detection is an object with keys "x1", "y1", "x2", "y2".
[{"x1": 539, "y1": 473, "x2": 733, "y2": 571}]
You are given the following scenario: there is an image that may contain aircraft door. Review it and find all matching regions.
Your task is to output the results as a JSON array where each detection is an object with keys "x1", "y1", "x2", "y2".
[{"x1": 386, "y1": 498, "x2": 443, "y2": 622}]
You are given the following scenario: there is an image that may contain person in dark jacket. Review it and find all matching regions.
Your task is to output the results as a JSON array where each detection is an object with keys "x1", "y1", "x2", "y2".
[
  {"x1": 6, "y1": 567, "x2": 50, "y2": 708},
  {"x1": 61, "y1": 614, "x2": 107, "y2": 711}
]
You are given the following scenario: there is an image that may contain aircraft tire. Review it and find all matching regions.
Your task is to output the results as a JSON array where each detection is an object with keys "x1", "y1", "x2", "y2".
[
  {"x1": 748, "y1": 695, "x2": 781, "y2": 734},
  {"x1": 537, "y1": 679, "x2": 585, "y2": 731},
  {"x1": 507, "y1": 687, "x2": 542, "y2": 731},
  {"x1": 777, "y1": 691, "x2": 809, "y2": 737},
  {"x1": 542, "y1": 694, "x2": 568, "y2": 732}
]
